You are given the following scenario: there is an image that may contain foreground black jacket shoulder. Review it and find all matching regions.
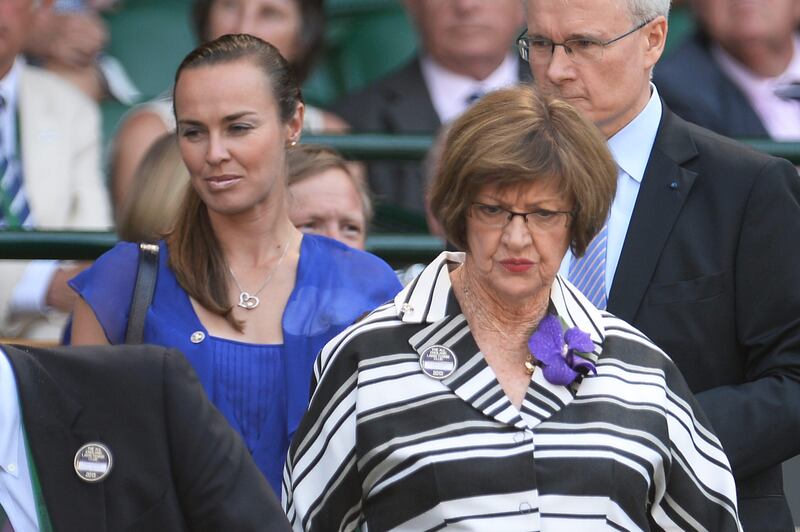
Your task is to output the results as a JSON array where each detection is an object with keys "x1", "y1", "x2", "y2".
[{"x1": 5, "y1": 343, "x2": 291, "y2": 532}]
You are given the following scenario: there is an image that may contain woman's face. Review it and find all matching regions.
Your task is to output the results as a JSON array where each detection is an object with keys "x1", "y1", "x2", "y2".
[
  {"x1": 207, "y1": 0, "x2": 302, "y2": 62},
  {"x1": 464, "y1": 180, "x2": 573, "y2": 305},
  {"x1": 289, "y1": 167, "x2": 367, "y2": 249},
  {"x1": 174, "y1": 59, "x2": 302, "y2": 218}
]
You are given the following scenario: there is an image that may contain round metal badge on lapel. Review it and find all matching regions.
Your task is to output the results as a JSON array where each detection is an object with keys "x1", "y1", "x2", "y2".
[
  {"x1": 419, "y1": 345, "x2": 458, "y2": 380},
  {"x1": 74, "y1": 442, "x2": 113, "y2": 483}
]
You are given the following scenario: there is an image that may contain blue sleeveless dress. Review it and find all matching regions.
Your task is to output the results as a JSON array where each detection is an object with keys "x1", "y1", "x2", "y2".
[{"x1": 69, "y1": 234, "x2": 401, "y2": 492}]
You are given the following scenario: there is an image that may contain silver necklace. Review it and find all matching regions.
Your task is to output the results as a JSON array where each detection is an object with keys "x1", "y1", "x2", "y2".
[{"x1": 228, "y1": 235, "x2": 291, "y2": 310}]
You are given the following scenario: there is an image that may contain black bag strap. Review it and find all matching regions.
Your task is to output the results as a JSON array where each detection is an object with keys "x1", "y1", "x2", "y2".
[{"x1": 125, "y1": 243, "x2": 160, "y2": 344}]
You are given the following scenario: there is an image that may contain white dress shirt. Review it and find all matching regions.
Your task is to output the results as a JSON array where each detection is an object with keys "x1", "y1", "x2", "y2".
[
  {"x1": 0, "y1": 349, "x2": 39, "y2": 532},
  {"x1": 559, "y1": 85, "x2": 663, "y2": 297},
  {"x1": 420, "y1": 52, "x2": 520, "y2": 125},
  {"x1": 0, "y1": 58, "x2": 59, "y2": 318}
]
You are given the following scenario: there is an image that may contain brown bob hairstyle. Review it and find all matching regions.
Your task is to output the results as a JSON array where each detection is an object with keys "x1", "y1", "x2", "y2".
[
  {"x1": 429, "y1": 85, "x2": 616, "y2": 257},
  {"x1": 286, "y1": 144, "x2": 373, "y2": 224}
]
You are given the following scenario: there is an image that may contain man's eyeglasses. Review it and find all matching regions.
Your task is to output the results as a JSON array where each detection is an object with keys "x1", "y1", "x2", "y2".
[
  {"x1": 470, "y1": 203, "x2": 574, "y2": 232},
  {"x1": 517, "y1": 19, "x2": 652, "y2": 65}
]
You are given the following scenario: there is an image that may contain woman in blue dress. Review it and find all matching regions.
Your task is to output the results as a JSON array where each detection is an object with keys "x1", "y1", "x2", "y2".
[{"x1": 69, "y1": 34, "x2": 401, "y2": 493}]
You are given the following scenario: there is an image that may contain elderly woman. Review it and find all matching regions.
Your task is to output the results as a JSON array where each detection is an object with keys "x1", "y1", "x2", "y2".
[{"x1": 282, "y1": 86, "x2": 742, "y2": 531}]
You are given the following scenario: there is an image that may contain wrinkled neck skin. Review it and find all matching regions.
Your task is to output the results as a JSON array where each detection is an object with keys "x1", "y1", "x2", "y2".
[{"x1": 450, "y1": 259, "x2": 551, "y2": 352}]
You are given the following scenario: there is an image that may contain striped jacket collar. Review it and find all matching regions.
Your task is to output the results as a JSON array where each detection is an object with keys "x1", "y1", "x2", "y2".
[
  {"x1": 394, "y1": 251, "x2": 605, "y2": 362},
  {"x1": 395, "y1": 252, "x2": 606, "y2": 429}
]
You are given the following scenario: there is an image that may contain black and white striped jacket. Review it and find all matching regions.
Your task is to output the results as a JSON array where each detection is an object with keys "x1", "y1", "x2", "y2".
[{"x1": 283, "y1": 252, "x2": 741, "y2": 532}]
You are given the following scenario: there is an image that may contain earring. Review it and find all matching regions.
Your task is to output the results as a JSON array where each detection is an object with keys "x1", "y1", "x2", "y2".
[{"x1": 288, "y1": 139, "x2": 298, "y2": 148}]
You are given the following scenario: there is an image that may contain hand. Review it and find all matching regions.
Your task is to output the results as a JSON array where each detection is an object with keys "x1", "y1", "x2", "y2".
[
  {"x1": 27, "y1": 10, "x2": 108, "y2": 68},
  {"x1": 46, "y1": 262, "x2": 91, "y2": 313}
]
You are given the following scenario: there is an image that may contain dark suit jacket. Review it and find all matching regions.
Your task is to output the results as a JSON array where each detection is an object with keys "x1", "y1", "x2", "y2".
[
  {"x1": 4, "y1": 344, "x2": 291, "y2": 532},
  {"x1": 607, "y1": 106, "x2": 800, "y2": 531},
  {"x1": 333, "y1": 55, "x2": 531, "y2": 217},
  {"x1": 654, "y1": 32, "x2": 770, "y2": 138}
]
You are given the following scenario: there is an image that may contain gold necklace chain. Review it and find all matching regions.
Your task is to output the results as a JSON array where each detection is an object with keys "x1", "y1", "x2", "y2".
[{"x1": 456, "y1": 266, "x2": 538, "y2": 376}]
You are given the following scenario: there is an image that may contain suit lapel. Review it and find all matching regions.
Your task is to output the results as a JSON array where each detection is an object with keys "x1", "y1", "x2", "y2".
[
  {"x1": 715, "y1": 75, "x2": 769, "y2": 137},
  {"x1": 6, "y1": 346, "x2": 108, "y2": 532},
  {"x1": 608, "y1": 108, "x2": 699, "y2": 322},
  {"x1": 381, "y1": 59, "x2": 442, "y2": 132},
  {"x1": 409, "y1": 314, "x2": 528, "y2": 429},
  {"x1": 18, "y1": 66, "x2": 68, "y2": 227}
]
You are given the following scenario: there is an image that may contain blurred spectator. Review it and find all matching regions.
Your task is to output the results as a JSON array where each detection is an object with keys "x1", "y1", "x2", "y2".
[
  {"x1": 287, "y1": 144, "x2": 370, "y2": 250},
  {"x1": 110, "y1": 0, "x2": 345, "y2": 215},
  {"x1": 0, "y1": 0, "x2": 111, "y2": 341},
  {"x1": 117, "y1": 132, "x2": 189, "y2": 242},
  {"x1": 24, "y1": 0, "x2": 139, "y2": 104},
  {"x1": 655, "y1": 0, "x2": 800, "y2": 139},
  {"x1": 333, "y1": 0, "x2": 527, "y2": 215}
]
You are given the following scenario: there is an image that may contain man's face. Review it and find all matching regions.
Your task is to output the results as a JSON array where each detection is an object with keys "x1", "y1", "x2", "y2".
[
  {"x1": 525, "y1": 0, "x2": 666, "y2": 138},
  {"x1": 692, "y1": 0, "x2": 800, "y2": 54},
  {"x1": 404, "y1": 0, "x2": 525, "y2": 75},
  {"x1": 0, "y1": 0, "x2": 37, "y2": 76}
]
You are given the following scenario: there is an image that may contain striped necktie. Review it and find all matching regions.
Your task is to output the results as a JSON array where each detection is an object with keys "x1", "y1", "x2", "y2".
[
  {"x1": 0, "y1": 503, "x2": 16, "y2": 531},
  {"x1": 0, "y1": 95, "x2": 31, "y2": 229},
  {"x1": 569, "y1": 222, "x2": 608, "y2": 309}
]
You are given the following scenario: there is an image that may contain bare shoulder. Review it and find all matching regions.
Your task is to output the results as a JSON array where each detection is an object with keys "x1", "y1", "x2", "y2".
[{"x1": 110, "y1": 109, "x2": 171, "y2": 207}]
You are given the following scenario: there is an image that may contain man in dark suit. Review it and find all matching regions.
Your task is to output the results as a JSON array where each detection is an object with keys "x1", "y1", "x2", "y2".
[
  {"x1": 523, "y1": 0, "x2": 800, "y2": 530},
  {"x1": 333, "y1": 0, "x2": 527, "y2": 217},
  {"x1": 0, "y1": 344, "x2": 290, "y2": 531},
  {"x1": 654, "y1": 0, "x2": 800, "y2": 139}
]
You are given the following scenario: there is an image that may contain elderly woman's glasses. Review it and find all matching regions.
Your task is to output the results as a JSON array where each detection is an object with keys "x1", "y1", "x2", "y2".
[
  {"x1": 516, "y1": 19, "x2": 652, "y2": 65},
  {"x1": 470, "y1": 203, "x2": 573, "y2": 231}
]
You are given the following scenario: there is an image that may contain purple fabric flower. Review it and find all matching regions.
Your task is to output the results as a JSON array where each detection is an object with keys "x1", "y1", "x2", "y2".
[{"x1": 528, "y1": 315, "x2": 597, "y2": 386}]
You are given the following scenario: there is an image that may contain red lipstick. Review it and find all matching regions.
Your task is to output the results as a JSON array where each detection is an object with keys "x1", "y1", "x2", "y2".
[{"x1": 500, "y1": 258, "x2": 534, "y2": 273}]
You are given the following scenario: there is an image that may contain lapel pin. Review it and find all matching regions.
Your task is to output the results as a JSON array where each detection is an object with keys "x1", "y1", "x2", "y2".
[
  {"x1": 419, "y1": 345, "x2": 458, "y2": 380},
  {"x1": 74, "y1": 442, "x2": 113, "y2": 483},
  {"x1": 669, "y1": 181, "x2": 679, "y2": 190},
  {"x1": 190, "y1": 331, "x2": 205, "y2": 344}
]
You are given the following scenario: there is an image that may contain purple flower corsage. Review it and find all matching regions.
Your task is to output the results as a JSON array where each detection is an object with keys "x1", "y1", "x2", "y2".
[{"x1": 528, "y1": 314, "x2": 597, "y2": 386}]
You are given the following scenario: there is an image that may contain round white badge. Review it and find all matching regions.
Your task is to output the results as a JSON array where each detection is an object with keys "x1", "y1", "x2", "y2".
[
  {"x1": 419, "y1": 345, "x2": 458, "y2": 380},
  {"x1": 74, "y1": 442, "x2": 113, "y2": 483}
]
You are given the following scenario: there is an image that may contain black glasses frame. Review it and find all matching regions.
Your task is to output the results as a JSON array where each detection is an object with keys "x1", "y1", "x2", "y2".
[
  {"x1": 516, "y1": 19, "x2": 653, "y2": 63},
  {"x1": 470, "y1": 203, "x2": 575, "y2": 228}
]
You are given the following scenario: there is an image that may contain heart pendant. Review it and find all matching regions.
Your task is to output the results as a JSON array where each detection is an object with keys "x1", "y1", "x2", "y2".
[{"x1": 237, "y1": 292, "x2": 260, "y2": 309}]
